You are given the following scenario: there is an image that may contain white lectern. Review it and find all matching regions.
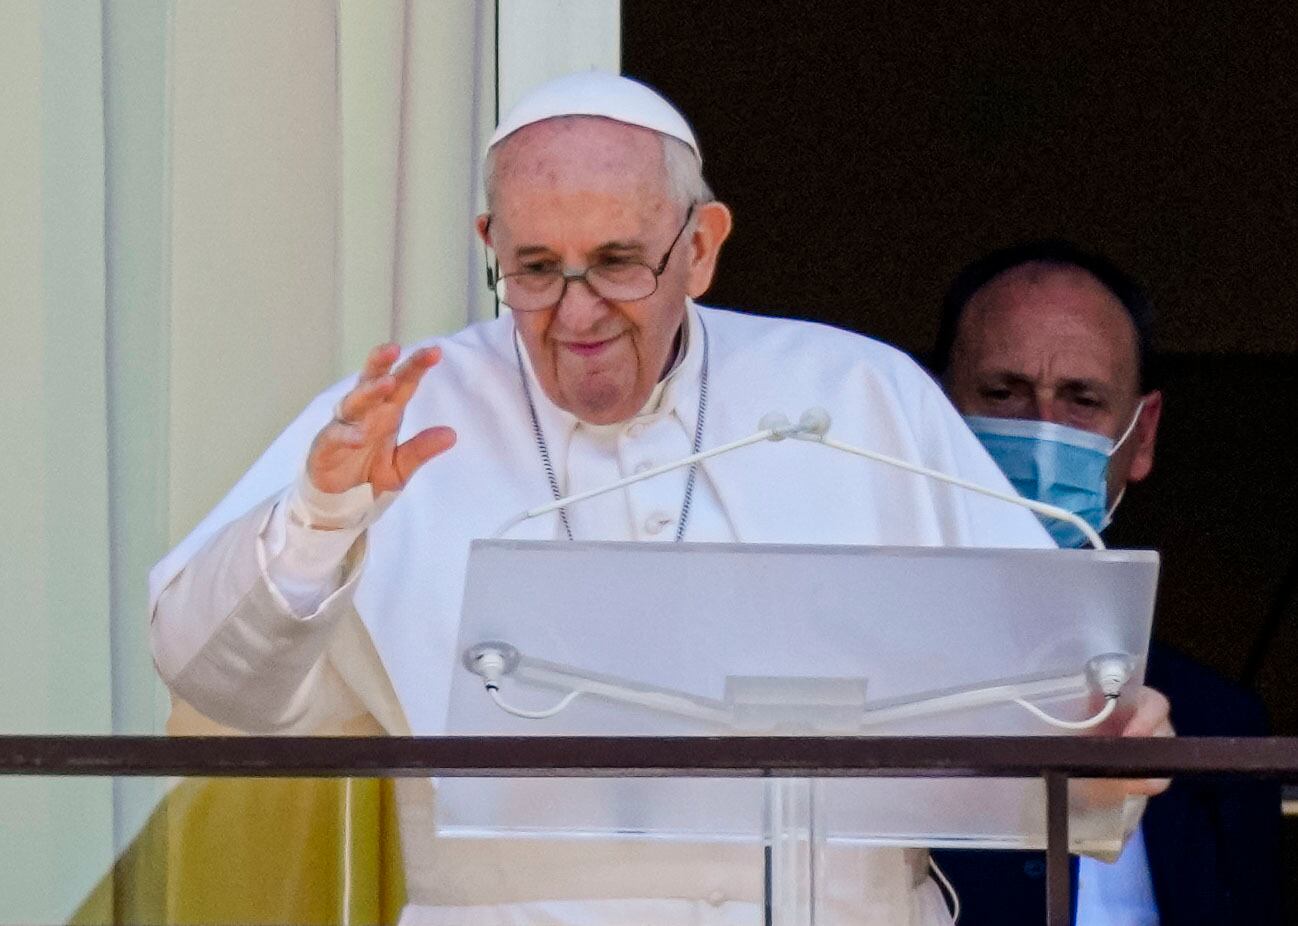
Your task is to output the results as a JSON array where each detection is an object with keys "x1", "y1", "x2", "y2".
[{"x1": 441, "y1": 539, "x2": 1159, "y2": 924}]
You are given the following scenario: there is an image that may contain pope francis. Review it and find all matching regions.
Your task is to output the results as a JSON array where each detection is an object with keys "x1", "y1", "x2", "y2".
[{"x1": 150, "y1": 72, "x2": 1170, "y2": 926}]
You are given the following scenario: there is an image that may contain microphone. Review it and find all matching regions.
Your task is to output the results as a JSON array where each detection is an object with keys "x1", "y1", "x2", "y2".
[
  {"x1": 479, "y1": 410, "x2": 1122, "y2": 732},
  {"x1": 492, "y1": 413, "x2": 813, "y2": 538},
  {"x1": 788, "y1": 408, "x2": 1105, "y2": 550},
  {"x1": 463, "y1": 641, "x2": 1133, "y2": 731},
  {"x1": 495, "y1": 408, "x2": 1104, "y2": 550}
]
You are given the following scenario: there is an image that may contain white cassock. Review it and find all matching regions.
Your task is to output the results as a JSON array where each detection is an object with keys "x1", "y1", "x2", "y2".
[{"x1": 150, "y1": 301, "x2": 1053, "y2": 926}]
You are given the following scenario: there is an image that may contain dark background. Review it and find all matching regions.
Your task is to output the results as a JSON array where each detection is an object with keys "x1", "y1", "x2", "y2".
[
  {"x1": 623, "y1": 1, "x2": 1296, "y2": 720},
  {"x1": 625, "y1": 0, "x2": 1296, "y2": 903}
]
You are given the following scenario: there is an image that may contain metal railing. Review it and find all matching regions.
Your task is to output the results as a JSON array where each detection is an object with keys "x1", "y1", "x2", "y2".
[{"x1": 3, "y1": 734, "x2": 1295, "y2": 926}]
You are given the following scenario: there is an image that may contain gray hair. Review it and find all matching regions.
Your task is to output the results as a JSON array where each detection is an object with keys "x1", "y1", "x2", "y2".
[
  {"x1": 484, "y1": 119, "x2": 713, "y2": 213},
  {"x1": 661, "y1": 134, "x2": 713, "y2": 208}
]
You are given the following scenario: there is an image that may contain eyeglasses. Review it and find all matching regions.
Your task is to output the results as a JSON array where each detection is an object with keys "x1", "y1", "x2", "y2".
[{"x1": 484, "y1": 205, "x2": 695, "y2": 312}]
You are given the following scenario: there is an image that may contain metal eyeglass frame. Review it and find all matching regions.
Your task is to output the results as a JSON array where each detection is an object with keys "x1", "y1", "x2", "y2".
[{"x1": 482, "y1": 204, "x2": 696, "y2": 311}]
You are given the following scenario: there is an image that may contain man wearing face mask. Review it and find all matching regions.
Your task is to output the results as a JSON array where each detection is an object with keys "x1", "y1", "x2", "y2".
[{"x1": 929, "y1": 240, "x2": 1283, "y2": 925}]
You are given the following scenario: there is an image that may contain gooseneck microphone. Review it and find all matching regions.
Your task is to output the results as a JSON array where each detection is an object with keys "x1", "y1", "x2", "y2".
[
  {"x1": 480, "y1": 409, "x2": 1122, "y2": 730},
  {"x1": 495, "y1": 408, "x2": 1105, "y2": 550}
]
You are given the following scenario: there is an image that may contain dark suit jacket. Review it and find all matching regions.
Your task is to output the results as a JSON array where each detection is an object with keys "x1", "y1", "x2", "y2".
[{"x1": 931, "y1": 643, "x2": 1283, "y2": 924}]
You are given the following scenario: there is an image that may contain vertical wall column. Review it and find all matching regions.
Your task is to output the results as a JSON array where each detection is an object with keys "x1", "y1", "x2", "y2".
[{"x1": 0, "y1": 1, "x2": 115, "y2": 921}]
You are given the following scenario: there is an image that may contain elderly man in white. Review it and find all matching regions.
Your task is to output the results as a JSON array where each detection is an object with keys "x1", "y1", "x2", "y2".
[{"x1": 150, "y1": 72, "x2": 1169, "y2": 925}]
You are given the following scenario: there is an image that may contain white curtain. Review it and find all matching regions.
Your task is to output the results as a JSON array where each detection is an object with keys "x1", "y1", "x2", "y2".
[
  {"x1": 0, "y1": 2, "x2": 117, "y2": 919},
  {"x1": 166, "y1": 0, "x2": 497, "y2": 536},
  {"x1": 0, "y1": 0, "x2": 616, "y2": 920}
]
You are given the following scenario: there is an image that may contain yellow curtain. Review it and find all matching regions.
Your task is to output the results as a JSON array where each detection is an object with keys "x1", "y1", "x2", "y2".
[
  {"x1": 72, "y1": 775, "x2": 405, "y2": 926},
  {"x1": 71, "y1": 701, "x2": 406, "y2": 926}
]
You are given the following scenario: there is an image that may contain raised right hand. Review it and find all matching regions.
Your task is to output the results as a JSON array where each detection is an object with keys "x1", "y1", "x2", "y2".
[{"x1": 306, "y1": 343, "x2": 457, "y2": 495}]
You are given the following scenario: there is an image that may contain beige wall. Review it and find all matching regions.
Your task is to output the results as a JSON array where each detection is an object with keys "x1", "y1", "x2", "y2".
[{"x1": 499, "y1": 0, "x2": 621, "y2": 111}]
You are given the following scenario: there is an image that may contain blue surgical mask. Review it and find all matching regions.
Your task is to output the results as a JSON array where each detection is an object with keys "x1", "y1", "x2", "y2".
[{"x1": 964, "y1": 403, "x2": 1143, "y2": 548}]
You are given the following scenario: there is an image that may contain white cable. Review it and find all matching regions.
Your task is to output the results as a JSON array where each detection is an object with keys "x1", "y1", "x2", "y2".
[
  {"x1": 496, "y1": 406, "x2": 1105, "y2": 548},
  {"x1": 514, "y1": 657, "x2": 735, "y2": 725},
  {"x1": 521, "y1": 429, "x2": 780, "y2": 520},
  {"x1": 798, "y1": 429, "x2": 1107, "y2": 550},
  {"x1": 857, "y1": 673, "x2": 1089, "y2": 729},
  {"x1": 473, "y1": 639, "x2": 1127, "y2": 732},
  {"x1": 466, "y1": 645, "x2": 736, "y2": 725},
  {"x1": 496, "y1": 406, "x2": 1105, "y2": 550},
  {"x1": 486, "y1": 683, "x2": 584, "y2": 720},
  {"x1": 1013, "y1": 694, "x2": 1118, "y2": 730},
  {"x1": 928, "y1": 855, "x2": 961, "y2": 923},
  {"x1": 493, "y1": 422, "x2": 806, "y2": 538}
]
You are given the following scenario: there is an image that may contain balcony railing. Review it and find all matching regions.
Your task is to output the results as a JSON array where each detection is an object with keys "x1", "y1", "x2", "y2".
[{"x1": 3, "y1": 734, "x2": 1295, "y2": 926}]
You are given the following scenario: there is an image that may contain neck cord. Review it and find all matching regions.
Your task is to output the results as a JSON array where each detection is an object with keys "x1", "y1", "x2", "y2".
[{"x1": 515, "y1": 317, "x2": 710, "y2": 542}]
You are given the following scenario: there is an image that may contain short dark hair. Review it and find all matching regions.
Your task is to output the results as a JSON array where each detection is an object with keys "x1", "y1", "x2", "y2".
[{"x1": 930, "y1": 240, "x2": 1157, "y2": 391}]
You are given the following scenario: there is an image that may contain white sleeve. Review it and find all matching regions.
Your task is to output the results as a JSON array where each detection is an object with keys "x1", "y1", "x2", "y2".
[
  {"x1": 149, "y1": 498, "x2": 358, "y2": 733},
  {"x1": 262, "y1": 473, "x2": 395, "y2": 616},
  {"x1": 150, "y1": 474, "x2": 397, "y2": 733}
]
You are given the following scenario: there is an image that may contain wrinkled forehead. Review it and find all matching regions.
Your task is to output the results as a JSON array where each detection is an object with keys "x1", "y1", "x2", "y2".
[
  {"x1": 961, "y1": 264, "x2": 1142, "y2": 384},
  {"x1": 489, "y1": 117, "x2": 673, "y2": 220}
]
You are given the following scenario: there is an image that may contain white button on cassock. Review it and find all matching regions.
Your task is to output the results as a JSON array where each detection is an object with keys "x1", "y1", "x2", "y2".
[
  {"x1": 626, "y1": 422, "x2": 646, "y2": 439},
  {"x1": 706, "y1": 890, "x2": 726, "y2": 907}
]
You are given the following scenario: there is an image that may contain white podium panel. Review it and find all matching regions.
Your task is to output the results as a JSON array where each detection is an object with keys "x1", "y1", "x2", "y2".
[{"x1": 440, "y1": 540, "x2": 1159, "y2": 852}]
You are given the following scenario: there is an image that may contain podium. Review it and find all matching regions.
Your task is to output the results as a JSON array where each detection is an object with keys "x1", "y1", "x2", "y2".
[{"x1": 438, "y1": 539, "x2": 1161, "y2": 924}]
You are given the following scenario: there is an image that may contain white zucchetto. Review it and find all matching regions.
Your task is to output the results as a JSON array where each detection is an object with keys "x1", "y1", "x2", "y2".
[{"x1": 488, "y1": 71, "x2": 701, "y2": 163}]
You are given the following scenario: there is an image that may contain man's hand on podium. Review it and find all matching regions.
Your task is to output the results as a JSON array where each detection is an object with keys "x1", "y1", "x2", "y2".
[
  {"x1": 1076, "y1": 684, "x2": 1174, "y2": 807},
  {"x1": 1117, "y1": 685, "x2": 1174, "y2": 797}
]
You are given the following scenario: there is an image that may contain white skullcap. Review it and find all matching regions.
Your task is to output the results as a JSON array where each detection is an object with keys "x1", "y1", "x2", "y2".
[{"x1": 488, "y1": 71, "x2": 701, "y2": 163}]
